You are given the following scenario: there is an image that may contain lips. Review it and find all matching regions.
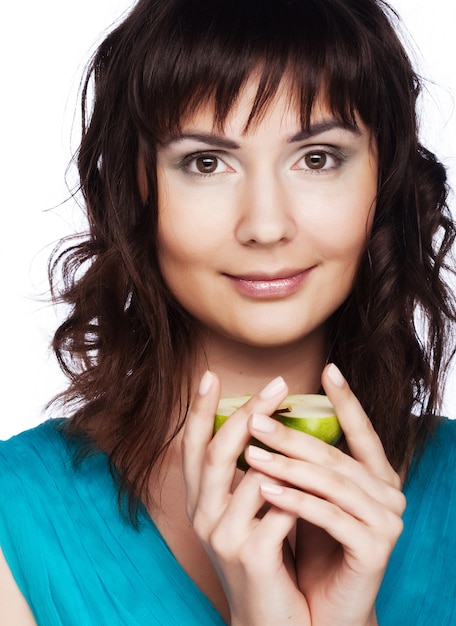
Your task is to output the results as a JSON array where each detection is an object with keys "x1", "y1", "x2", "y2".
[{"x1": 224, "y1": 268, "x2": 312, "y2": 298}]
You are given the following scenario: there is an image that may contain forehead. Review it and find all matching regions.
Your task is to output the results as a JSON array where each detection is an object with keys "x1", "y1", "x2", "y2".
[{"x1": 172, "y1": 75, "x2": 360, "y2": 139}]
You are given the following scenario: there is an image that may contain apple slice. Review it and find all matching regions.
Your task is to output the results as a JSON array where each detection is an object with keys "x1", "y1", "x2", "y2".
[{"x1": 214, "y1": 394, "x2": 341, "y2": 470}]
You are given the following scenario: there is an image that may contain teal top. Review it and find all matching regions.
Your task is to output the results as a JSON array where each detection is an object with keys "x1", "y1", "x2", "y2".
[{"x1": 0, "y1": 418, "x2": 455, "y2": 625}]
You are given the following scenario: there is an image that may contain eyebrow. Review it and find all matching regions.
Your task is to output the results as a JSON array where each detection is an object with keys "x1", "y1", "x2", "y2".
[
  {"x1": 288, "y1": 121, "x2": 361, "y2": 142},
  {"x1": 161, "y1": 133, "x2": 240, "y2": 149},
  {"x1": 161, "y1": 120, "x2": 361, "y2": 149}
]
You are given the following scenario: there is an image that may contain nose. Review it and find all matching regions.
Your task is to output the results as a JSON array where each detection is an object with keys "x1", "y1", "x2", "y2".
[{"x1": 235, "y1": 171, "x2": 297, "y2": 246}]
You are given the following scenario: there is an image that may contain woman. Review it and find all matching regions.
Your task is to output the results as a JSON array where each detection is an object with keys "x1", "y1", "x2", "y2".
[{"x1": 1, "y1": 0, "x2": 455, "y2": 624}]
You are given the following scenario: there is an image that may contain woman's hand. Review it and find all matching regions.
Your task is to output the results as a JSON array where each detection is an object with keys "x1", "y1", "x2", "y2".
[
  {"x1": 182, "y1": 365, "x2": 405, "y2": 625},
  {"x1": 182, "y1": 371, "x2": 311, "y2": 625},
  {"x1": 244, "y1": 363, "x2": 406, "y2": 626}
]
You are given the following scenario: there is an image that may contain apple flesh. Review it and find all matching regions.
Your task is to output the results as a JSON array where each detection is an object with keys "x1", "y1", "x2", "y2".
[{"x1": 214, "y1": 394, "x2": 342, "y2": 470}]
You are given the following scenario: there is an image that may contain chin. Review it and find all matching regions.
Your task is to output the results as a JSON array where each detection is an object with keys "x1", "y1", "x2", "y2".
[{"x1": 229, "y1": 328, "x2": 323, "y2": 350}]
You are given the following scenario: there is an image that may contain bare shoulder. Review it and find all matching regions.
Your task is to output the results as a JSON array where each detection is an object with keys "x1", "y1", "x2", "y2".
[{"x1": 0, "y1": 548, "x2": 37, "y2": 625}]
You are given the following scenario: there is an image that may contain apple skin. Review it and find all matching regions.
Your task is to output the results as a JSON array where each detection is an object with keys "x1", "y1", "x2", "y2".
[{"x1": 214, "y1": 394, "x2": 342, "y2": 471}]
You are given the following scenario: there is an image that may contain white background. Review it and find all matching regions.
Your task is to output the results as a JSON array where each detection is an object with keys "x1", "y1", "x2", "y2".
[{"x1": 1, "y1": 1, "x2": 455, "y2": 439}]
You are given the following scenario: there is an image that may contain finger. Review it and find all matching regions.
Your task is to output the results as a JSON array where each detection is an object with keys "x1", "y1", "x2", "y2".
[
  {"x1": 245, "y1": 418, "x2": 405, "y2": 515},
  {"x1": 259, "y1": 482, "x2": 404, "y2": 570},
  {"x1": 182, "y1": 370, "x2": 221, "y2": 518},
  {"x1": 194, "y1": 377, "x2": 290, "y2": 523},
  {"x1": 322, "y1": 363, "x2": 401, "y2": 487},
  {"x1": 246, "y1": 505, "x2": 298, "y2": 568},
  {"x1": 248, "y1": 446, "x2": 406, "y2": 523},
  {"x1": 212, "y1": 375, "x2": 289, "y2": 451},
  {"x1": 206, "y1": 470, "x2": 285, "y2": 558},
  {"x1": 200, "y1": 375, "x2": 289, "y2": 485}
]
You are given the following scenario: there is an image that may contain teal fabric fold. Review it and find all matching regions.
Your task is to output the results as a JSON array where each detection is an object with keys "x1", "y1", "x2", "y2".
[
  {"x1": 0, "y1": 420, "x2": 225, "y2": 625},
  {"x1": 376, "y1": 417, "x2": 456, "y2": 623},
  {"x1": 1, "y1": 417, "x2": 455, "y2": 624}
]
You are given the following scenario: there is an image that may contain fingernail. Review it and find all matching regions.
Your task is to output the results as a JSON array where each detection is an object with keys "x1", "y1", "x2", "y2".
[
  {"x1": 327, "y1": 363, "x2": 345, "y2": 388},
  {"x1": 259, "y1": 376, "x2": 286, "y2": 399},
  {"x1": 248, "y1": 445, "x2": 273, "y2": 461},
  {"x1": 251, "y1": 413, "x2": 276, "y2": 433},
  {"x1": 198, "y1": 370, "x2": 214, "y2": 395},
  {"x1": 260, "y1": 483, "x2": 284, "y2": 496}
]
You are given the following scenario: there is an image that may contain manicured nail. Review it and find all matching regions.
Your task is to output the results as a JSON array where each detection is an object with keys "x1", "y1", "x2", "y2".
[
  {"x1": 251, "y1": 413, "x2": 276, "y2": 433},
  {"x1": 327, "y1": 363, "x2": 345, "y2": 388},
  {"x1": 259, "y1": 376, "x2": 286, "y2": 399},
  {"x1": 248, "y1": 445, "x2": 273, "y2": 461},
  {"x1": 198, "y1": 370, "x2": 214, "y2": 395},
  {"x1": 260, "y1": 483, "x2": 284, "y2": 496}
]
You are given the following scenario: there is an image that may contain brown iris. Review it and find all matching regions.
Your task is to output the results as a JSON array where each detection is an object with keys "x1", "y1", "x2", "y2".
[{"x1": 304, "y1": 152, "x2": 327, "y2": 169}]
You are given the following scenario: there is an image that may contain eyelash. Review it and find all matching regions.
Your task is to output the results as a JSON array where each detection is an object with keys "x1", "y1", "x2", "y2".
[{"x1": 178, "y1": 146, "x2": 346, "y2": 177}]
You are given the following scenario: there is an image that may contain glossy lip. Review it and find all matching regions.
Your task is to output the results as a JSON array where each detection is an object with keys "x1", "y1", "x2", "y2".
[{"x1": 224, "y1": 268, "x2": 314, "y2": 299}]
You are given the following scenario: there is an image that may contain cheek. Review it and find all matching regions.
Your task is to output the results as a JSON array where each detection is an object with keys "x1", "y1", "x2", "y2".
[
  {"x1": 328, "y1": 217, "x2": 372, "y2": 254},
  {"x1": 157, "y1": 185, "x2": 205, "y2": 266},
  {"x1": 310, "y1": 198, "x2": 375, "y2": 266},
  {"x1": 157, "y1": 209, "x2": 217, "y2": 274},
  {"x1": 157, "y1": 190, "x2": 232, "y2": 269},
  {"x1": 158, "y1": 221, "x2": 193, "y2": 270}
]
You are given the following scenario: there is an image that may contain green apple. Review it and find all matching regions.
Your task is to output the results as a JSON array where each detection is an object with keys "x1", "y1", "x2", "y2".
[{"x1": 214, "y1": 394, "x2": 342, "y2": 470}]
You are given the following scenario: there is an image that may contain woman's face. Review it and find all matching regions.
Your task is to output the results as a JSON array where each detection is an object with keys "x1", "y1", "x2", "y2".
[{"x1": 155, "y1": 81, "x2": 377, "y2": 350}]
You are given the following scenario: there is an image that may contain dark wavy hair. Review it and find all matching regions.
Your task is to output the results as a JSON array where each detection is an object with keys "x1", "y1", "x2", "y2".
[{"x1": 50, "y1": 0, "x2": 456, "y2": 519}]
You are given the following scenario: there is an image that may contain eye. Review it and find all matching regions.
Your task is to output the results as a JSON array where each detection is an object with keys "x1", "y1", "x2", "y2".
[
  {"x1": 194, "y1": 155, "x2": 219, "y2": 174},
  {"x1": 293, "y1": 148, "x2": 343, "y2": 173},
  {"x1": 304, "y1": 152, "x2": 329, "y2": 170},
  {"x1": 182, "y1": 152, "x2": 233, "y2": 176}
]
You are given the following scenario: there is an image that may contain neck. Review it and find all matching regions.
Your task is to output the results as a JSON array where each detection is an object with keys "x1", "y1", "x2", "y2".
[{"x1": 194, "y1": 326, "x2": 328, "y2": 397}]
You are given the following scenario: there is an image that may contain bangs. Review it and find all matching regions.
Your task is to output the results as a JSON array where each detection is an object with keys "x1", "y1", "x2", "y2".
[{"x1": 125, "y1": 0, "x2": 402, "y2": 140}]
